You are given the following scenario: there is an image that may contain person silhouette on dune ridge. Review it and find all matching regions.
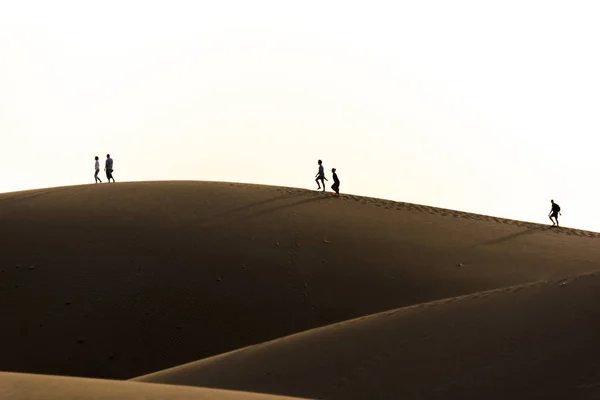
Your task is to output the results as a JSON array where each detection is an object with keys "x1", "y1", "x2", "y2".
[
  {"x1": 331, "y1": 168, "x2": 340, "y2": 196},
  {"x1": 94, "y1": 156, "x2": 102, "y2": 183},
  {"x1": 549, "y1": 199, "x2": 561, "y2": 227},
  {"x1": 105, "y1": 154, "x2": 115, "y2": 183},
  {"x1": 315, "y1": 160, "x2": 327, "y2": 192}
]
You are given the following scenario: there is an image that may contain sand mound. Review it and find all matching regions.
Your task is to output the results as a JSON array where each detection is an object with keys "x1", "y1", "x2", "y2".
[
  {"x1": 0, "y1": 372, "x2": 306, "y2": 400},
  {"x1": 136, "y1": 272, "x2": 600, "y2": 399},
  {"x1": 2, "y1": 181, "x2": 599, "y2": 380}
]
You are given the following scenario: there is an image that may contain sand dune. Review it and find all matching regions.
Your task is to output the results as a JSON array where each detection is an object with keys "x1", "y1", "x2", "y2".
[
  {"x1": 2, "y1": 181, "x2": 600, "y2": 384},
  {"x1": 136, "y1": 272, "x2": 600, "y2": 399},
  {"x1": 0, "y1": 372, "x2": 306, "y2": 400}
]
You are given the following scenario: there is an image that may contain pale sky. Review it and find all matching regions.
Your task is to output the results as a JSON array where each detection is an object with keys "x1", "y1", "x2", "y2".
[{"x1": 2, "y1": 1, "x2": 600, "y2": 231}]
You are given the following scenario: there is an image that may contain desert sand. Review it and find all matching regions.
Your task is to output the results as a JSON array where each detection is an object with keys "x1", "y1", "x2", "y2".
[
  {"x1": 137, "y1": 273, "x2": 600, "y2": 399},
  {"x1": 2, "y1": 181, "x2": 600, "y2": 398},
  {"x1": 0, "y1": 371, "x2": 306, "y2": 400}
]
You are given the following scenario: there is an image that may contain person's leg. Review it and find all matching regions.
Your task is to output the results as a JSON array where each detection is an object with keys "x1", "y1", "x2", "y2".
[
  {"x1": 320, "y1": 178, "x2": 325, "y2": 191},
  {"x1": 316, "y1": 178, "x2": 321, "y2": 189},
  {"x1": 556, "y1": 215, "x2": 559, "y2": 227}
]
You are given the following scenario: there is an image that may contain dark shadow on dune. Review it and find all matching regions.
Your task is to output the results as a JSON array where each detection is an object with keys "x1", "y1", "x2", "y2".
[
  {"x1": 212, "y1": 193, "x2": 302, "y2": 219},
  {"x1": 473, "y1": 226, "x2": 553, "y2": 247},
  {"x1": 211, "y1": 194, "x2": 331, "y2": 227}
]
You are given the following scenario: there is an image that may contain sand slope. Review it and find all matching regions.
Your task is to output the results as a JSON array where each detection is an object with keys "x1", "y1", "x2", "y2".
[
  {"x1": 2, "y1": 181, "x2": 600, "y2": 380},
  {"x1": 136, "y1": 273, "x2": 600, "y2": 399},
  {"x1": 0, "y1": 372, "x2": 307, "y2": 400}
]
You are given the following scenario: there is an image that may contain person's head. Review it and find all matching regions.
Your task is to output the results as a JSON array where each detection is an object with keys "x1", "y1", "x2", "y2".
[
  {"x1": 551, "y1": 199, "x2": 554, "y2": 204},
  {"x1": 332, "y1": 168, "x2": 336, "y2": 173},
  {"x1": 318, "y1": 160, "x2": 322, "y2": 165},
  {"x1": 107, "y1": 154, "x2": 110, "y2": 158},
  {"x1": 95, "y1": 156, "x2": 98, "y2": 161}
]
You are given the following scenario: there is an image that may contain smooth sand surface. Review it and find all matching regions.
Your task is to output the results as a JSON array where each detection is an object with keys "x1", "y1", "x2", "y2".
[
  {"x1": 2, "y1": 181, "x2": 600, "y2": 395},
  {"x1": 136, "y1": 273, "x2": 600, "y2": 399},
  {"x1": 0, "y1": 372, "x2": 306, "y2": 400}
]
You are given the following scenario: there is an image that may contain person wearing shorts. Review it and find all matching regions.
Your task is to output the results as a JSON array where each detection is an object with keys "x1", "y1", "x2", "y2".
[
  {"x1": 331, "y1": 168, "x2": 340, "y2": 195},
  {"x1": 549, "y1": 199, "x2": 561, "y2": 226},
  {"x1": 315, "y1": 160, "x2": 326, "y2": 191}
]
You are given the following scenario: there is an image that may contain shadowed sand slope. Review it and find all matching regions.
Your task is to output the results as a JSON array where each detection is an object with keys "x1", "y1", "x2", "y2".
[
  {"x1": 0, "y1": 372, "x2": 307, "y2": 400},
  {"x1": 136, "y1": 273, "x2": 600, "y2": 399},
  {"x1": 1, "y1": 181, "x2": 600, "y2": 380}
]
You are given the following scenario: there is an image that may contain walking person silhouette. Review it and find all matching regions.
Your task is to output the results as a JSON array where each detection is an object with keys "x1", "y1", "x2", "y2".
[
  {"x1": 105, "y1": 154, "x2": 115, "y2": 183},
  {"x1": 331, "y1": 168, "x2": 340, "y2": 196},
  {"x1": 549, "y1": 199, "x2": 561, "y2": 227},
  {"x1": 315, "y1": 160, "x2": 327, "y2": 192},
  {"x1": 94, "y1": 156, "x2": 102, "y2": 183}
]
